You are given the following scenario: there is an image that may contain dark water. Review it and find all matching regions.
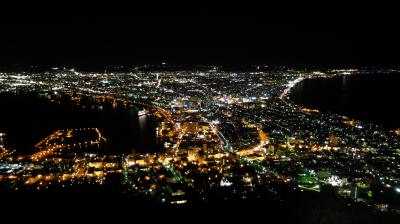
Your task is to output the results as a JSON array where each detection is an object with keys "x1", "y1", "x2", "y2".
[
  {"x1": 0, "y1": 92, "x2": 162, "y2": 154},
  {"x1": 289, "y1": 73, "x2": 400, "y2": 129}
]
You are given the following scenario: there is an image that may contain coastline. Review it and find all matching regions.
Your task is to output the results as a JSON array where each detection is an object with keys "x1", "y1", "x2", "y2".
[
  {"x1": 285, "y1": 72, "x2": 400, "y2": 130},
  {"x1": 279, "y1": 76, "x2": 305, "y2": 100}
]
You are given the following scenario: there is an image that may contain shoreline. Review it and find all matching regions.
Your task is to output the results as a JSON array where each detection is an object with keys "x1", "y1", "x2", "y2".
[
  {"x1": 284, "y1": 72, "x2": 400, "y2": 130},
  {"x1": 279, "y1": 76, "x2": 305, "y2": 100}
]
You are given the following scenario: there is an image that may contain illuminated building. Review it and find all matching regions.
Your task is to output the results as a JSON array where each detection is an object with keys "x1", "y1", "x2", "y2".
[
  {"x1": 170, "y1": 188, "x2": 187, "y2": 205},
  {"x1": 0, "y1": 66, "x2": 399, "y2": 213},
  {"x1": 297, "y1": 170, "x2": 320, "y2": 192},
  {"x1": 351, "y1": 182, "x2": 358, "y2": 200},
  {"x1": 138, "y1": 109, "x2": 149, "y2": 117},
  {"x1": 0, "y1": 133, "x2": 5, "y2": 150}
]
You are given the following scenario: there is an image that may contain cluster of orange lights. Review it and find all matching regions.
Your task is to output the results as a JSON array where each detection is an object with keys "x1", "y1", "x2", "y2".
[
  {"x1": 300, "y1": 108, "x2": 319, "y2": 113},
  {"x1": 343, "y1": 119, "x2": 360, "y2": 126}
]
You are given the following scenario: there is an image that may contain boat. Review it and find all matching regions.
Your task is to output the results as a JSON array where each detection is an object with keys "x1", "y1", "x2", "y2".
[{"x1": 138, "y1": 109, "x2": 149, "y2": 117}]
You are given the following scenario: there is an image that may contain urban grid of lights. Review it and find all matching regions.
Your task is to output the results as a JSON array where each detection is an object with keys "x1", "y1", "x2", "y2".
[{"x1": 0, "y1": 65, "x2": 399, "y2": 212}]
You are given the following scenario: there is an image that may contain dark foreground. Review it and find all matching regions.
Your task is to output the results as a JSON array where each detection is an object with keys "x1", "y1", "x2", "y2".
[{"x1": 2, "y1": 187, "x2": 399, "y2": 224}]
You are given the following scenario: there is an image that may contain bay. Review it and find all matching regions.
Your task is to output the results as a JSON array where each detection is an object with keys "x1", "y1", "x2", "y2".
[{"x1": 289, "y1": 73, "x2": 400, "y2": 129}]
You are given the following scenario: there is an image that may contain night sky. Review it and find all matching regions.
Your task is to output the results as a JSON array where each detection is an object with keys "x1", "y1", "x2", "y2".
[{"x1": 0, "y1": 10, "x2": 399, "y2": 69}]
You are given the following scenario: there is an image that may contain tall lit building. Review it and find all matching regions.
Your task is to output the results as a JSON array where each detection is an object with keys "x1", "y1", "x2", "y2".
[
  {"x1": 0, "y1": 133, "x2": 5, "y2": 150},
  {"x1": 351, "y1": 182, "x2": 358, "y2": 200}
]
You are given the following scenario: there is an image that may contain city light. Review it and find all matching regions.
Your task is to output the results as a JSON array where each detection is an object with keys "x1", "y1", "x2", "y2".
[{"x1": 0, "y1": 66, "x2": 399, "y2": 215}]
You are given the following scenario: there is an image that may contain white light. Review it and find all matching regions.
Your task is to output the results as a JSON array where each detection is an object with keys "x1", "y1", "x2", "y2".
[
  {"x1": 395, "y1": 188, "x2": 400, "y2": 193},
  {"x1": 212, "y1": 120, "x2": 220, "y2": 124},
  {"x1": 220, "y1": 177, "x2": 233, "y2": 187}
]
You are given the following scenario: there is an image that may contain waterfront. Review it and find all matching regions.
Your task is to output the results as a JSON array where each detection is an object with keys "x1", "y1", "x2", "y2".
[
  {"x1": 0, "y1": 92, "x2": 162, "y2": 154},
  {"x1": 0, "y1": 67, "x2": 399, "y2": 222},
  {"x1": 289, "y1": 73, "x2": 400, "y2": 129}
]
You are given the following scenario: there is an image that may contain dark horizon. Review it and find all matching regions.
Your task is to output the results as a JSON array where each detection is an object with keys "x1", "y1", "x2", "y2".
[{"x1": 1, "y1": 13, "x2": 399, "y2": 69}]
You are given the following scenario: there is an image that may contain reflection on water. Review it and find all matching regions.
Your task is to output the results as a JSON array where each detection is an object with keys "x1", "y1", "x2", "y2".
[
  {"x1": 138, "y1": 115, "x2": 147, "y2": 130},
  {"x1": 289, "y1": 73, "x2": 400, "y2": 129},
  {"x1": 0, "y1": 92, "x2": 163, "y2": 154}
]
